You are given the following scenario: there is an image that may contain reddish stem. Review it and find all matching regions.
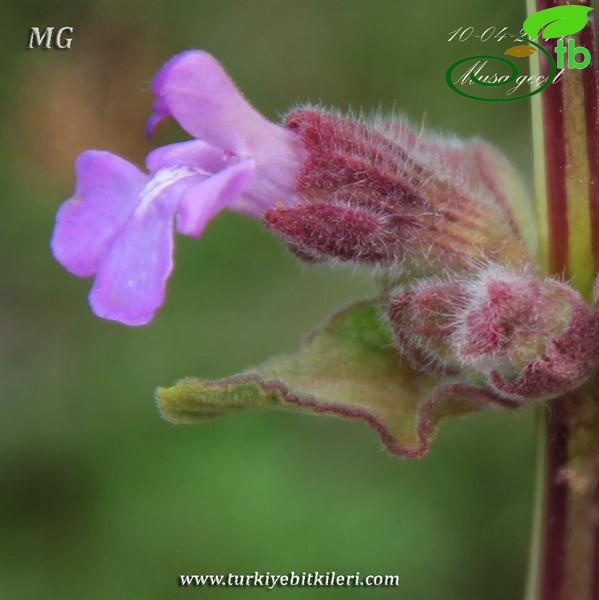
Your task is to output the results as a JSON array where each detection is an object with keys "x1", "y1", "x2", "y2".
[
  {"x1": 538, "y1": 399, "x2": 569, "y2": 600},
  {"x1": 529, "y1": 1, "x2": 599, "y2": 599}
]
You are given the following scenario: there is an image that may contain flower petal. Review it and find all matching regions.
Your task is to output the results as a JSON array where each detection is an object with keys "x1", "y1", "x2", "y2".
[
  {"x1": 148, "y1": 50, "x2": 277, "y2": 154},
  {"x1": 176, "y1": 159, "x2": 255, "y2": 237},
  {"x1": 148, "y1": 51, "x2": 304, "y2": 214},
  {"x1": 89, "y1": 203, "x2": 175, "y2": 326},
  {"x1": 51, "y1": 151, "x2": 145, "y2": 277},
  {"x1": 145, "y1": 139, "x2": 229, "y2": 173}
]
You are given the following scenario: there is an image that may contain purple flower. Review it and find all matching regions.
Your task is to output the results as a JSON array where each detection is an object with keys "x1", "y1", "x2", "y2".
[
  {"x1": 51, "y1": 51, "x2": 303, "y2": 326},
  {"x1": 147, "y1": 50, "x2": 302, "y2": 216}
]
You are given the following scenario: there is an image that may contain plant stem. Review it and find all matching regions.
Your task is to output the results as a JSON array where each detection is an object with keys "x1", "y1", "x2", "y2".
[
  {"x1": 527, "y1": 1, "x2": 599, "y2": 599},
  {"x1": 530, "y1": 389, "x2": 599, "y2": 600}
]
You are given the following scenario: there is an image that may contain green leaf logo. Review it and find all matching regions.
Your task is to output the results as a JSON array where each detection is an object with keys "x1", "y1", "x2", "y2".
[{"x1": 523, "y1": 5, "x2": 592, "y2": 39}]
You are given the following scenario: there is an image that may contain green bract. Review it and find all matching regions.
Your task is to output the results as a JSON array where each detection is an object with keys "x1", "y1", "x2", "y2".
[{"x1": 157, "y1": 302, "x2": 505, "y2": 458}]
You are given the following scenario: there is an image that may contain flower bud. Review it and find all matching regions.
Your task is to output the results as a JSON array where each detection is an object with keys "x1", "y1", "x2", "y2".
[
  {"x1": 387, "y1": 279, "x2": 466, "y2": 376},
  {"x1": 454, "y1": 266, "x2": 599, "y2": 401},
  {"x1": 387, "y1": 265, "x2": 599, "y2": 402}
]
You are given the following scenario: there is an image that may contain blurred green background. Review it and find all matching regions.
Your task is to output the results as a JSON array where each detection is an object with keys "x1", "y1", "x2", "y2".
[{"x1": 1, "y1": 1, "x2": 537, "y2": 598}]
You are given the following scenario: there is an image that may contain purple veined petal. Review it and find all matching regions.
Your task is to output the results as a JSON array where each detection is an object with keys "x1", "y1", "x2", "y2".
[
  {"x1": 147, "y1": 50, "x2": 282, "y2": 154},
  {"x1": 145, "y1": 139, "x2": 230, "y2": 174},
  {"x1": 51, "y1": 151, "x2": 146, "y2": 277},
  {"x1": 176, "y1": 159, "x2": 255, "y2": 238},
  {"x1": 88, "y1": 202, "x2": 176, "y2": 326}
]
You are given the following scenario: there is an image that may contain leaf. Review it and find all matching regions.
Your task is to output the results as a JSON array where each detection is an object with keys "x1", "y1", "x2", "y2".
[
  {"x1": 505, "y1": 45, "x2": 537, "y2": 58},
  {"x1": 522, "y1": 5, "x2": 592, "y2": 39},
  {"x1": 157, "y1": 301, "x2": 510, "y2": 458}
]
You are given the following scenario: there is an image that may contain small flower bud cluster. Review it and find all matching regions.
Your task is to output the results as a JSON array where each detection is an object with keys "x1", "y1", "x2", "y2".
[{"x1": 388, "y1": 265, "x2": 599, "y2": 402}]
